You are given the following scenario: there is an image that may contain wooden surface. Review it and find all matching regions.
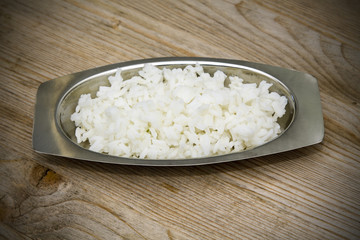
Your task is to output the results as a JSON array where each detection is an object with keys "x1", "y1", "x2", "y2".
[{"x1": 1, "y1": 0, "x2": 360, "y2": 239}]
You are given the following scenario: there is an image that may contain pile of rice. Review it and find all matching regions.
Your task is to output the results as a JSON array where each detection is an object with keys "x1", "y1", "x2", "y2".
[{"x1": 71, "y1": 64, "x2": 287, "y2": 159}]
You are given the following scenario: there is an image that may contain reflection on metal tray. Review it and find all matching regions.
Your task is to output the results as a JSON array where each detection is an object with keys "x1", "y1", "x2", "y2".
[{"x1": 32, "y1": 57, "x2": 324, "y2": 166}]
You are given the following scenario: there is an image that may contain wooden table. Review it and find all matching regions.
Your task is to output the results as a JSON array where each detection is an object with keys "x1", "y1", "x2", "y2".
[{"x1": 1, "y1": 0, "x2": 359, "y2": 239}]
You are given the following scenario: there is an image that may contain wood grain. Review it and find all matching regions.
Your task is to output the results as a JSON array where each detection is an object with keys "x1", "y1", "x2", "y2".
[{"x1": 1, "y1": 0, "x2": 359, "y2": 239}]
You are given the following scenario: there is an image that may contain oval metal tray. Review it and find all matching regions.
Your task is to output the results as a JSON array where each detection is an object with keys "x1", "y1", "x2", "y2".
[{"x1": 32, "y1": 57, "x2": 324, "y2": 166}]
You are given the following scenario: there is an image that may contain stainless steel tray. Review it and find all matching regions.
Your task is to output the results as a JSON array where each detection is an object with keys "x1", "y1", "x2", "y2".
[{"x1": 32, "y1": 57, "x2": 324, "y2": 166}]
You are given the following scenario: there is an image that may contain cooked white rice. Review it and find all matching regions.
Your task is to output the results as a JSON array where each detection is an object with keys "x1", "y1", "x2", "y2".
[{"x1": 71, "y1": 64, "x2": 287, "y2": 159}]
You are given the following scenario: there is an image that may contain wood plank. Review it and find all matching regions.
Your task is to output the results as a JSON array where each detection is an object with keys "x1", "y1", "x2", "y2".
[{"x1": 0, "y1": 0, "x2": 359, "y2": 239}]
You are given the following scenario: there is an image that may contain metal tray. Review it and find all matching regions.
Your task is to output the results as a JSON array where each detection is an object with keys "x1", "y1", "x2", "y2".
[{"x1": 33, "y1": 57, "x2": 324, "y2": 166}]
